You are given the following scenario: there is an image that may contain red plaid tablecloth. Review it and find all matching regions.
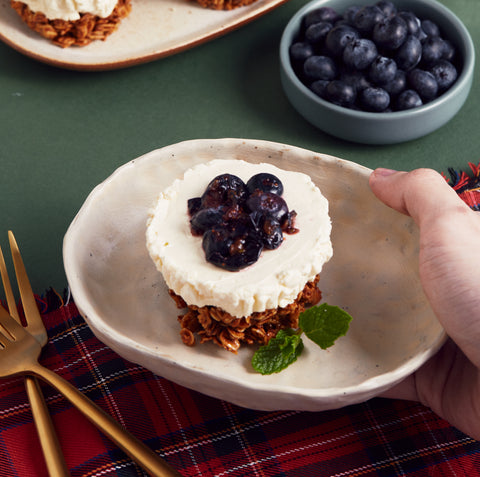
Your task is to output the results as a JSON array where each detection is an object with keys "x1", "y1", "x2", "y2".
[
  {"x1": 0, "y1": 296, "x2": 478, "y2": 476},
  {"x1": 1, "y1": 164, "x2": 480, "y2": 477}
]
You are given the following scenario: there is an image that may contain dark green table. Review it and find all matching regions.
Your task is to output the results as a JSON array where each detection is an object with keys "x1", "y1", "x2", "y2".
[{"x1": 0, "y1": 0, "x2": 478, "y2": 294}]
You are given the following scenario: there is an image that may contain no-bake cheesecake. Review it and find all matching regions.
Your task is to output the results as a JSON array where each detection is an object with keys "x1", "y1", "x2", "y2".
[
  {"x1": 11, "y1": 0, "x2": 131, "y2": 47},
  {"x1": 146, "y1": 159, "x2": 333, "y2": 352}
]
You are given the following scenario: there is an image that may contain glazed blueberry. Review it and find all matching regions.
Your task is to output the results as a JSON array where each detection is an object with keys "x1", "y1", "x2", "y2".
[
  {"x1": 305, "y1": 21, "x2": 333, "y2": 46},
  {"x1": 256, "y1": 216, "x2": 284, "y2": 250},
  {"x1": 246, "y1": 173, "x2": 284, "y2": 196},
  {"x1": 382, "y1": 70, "x2": 406, "y2": 96},
  {"x1": 396, "y1": 89, "x2": 423, "y2": 110},
  {"x1": 376, "y1": 0, "x2": 396, "y2": 17},
  {"x1": 202, "y1": 227, "x2": 263, "y2": 271},
  {"x1": 430, "y1": 60, "x2": 458, "y2": 92},
  {"x1": 201, "y1": 174, "x2": 247, "y2": 209},
  {"x1": 369, "y1": 56, "x2": 398, "y2": 85},
  {"x1": 395, "y1": 34, "x2": 422, "y2": 71},
  {"x1": 325, "y1": 24, "x2": 360, "y2": 57},
  {"x1": 408, "y1": 69, "x2": 438, "y2": 100},
  {"x1": 304, "y1": 6, "x2": 341, "y2": 29},
  {"x1": 190, "y1": 207, "x2": 225, "y2": 236},
  {"x1": 303, "y1": 55, "x2": 338, "y2": 81},
  {"x1": 352, "y1": 5, "x2": 385, "y2": 34},
  {"x1": 360, "y1": 86, "x2": 390, "y2": 111},
  {"x1": 343, "y1": 38, "x2": 378, "y2": 70},
  {"x1": 325, "y1": 80, "x2": 356, "y2": 107},
  {"x1": 372, "y1": 15, "x2": 408, "y2": 50},
  {"x1": 397, "y1": 11, "x2": 421, "y2": 36},
  {"x1": 246, "y1": 191, "x2": 289, "y2": 224},
  {"x1": 421, "y1": 36, "x2": 446, "y2": 66},
  {"x1": 187, "y1": 197, "x2": 202, "y2": 216},
  {"x1": 420, "y1": 19, "x2": 440, "y2": 37}
]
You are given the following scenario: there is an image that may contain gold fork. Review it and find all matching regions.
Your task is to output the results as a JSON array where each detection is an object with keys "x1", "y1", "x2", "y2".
[
  {"x1": 0, "y1": 304, "x2": 181, "y2": 476},
  {"x1": 0, "y1": 236, "x2": 181, "y2": 477},
  {"x1": 0, "y1": 231, "x2": 69, "y2": 477}
]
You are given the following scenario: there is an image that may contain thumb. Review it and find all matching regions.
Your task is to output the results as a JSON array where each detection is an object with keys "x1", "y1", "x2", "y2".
[{"x1": 368, "y1": 168, "x2": 470, "y2": 227}]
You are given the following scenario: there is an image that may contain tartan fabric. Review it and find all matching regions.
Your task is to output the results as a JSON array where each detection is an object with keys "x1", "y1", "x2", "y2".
[{"x1": 0, "y1": 302, "x2": 479, "y2": 477}]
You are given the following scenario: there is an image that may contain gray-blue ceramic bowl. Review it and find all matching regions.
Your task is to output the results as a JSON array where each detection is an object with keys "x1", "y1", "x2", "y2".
[{"x1": 279, "y1": 0, "x2": 475, "y2": 144}]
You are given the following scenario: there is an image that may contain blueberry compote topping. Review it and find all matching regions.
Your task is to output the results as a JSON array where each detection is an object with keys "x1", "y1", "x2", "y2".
[
  {"x1": 289, "y1": 1, "x2": 460, "y2": 112},
  {"x1": 188, "y1": 173, "x2": 298, "y2": 271}
]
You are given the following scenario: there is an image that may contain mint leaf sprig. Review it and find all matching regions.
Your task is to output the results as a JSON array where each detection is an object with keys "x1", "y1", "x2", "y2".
[{"x1": 251, "y1": 304, "x2": 353, "y2": 375}]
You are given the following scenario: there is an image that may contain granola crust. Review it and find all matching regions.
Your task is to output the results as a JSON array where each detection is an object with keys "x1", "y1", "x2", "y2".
[
  {"x1": 170, "y1": 275, "x2": 322, "y2": 353},
  {"x1": 193, "y1": 0, "x2": 259, "y2": 10},
  {"x1": 10, "y1": 0, "x2": 132, "y2": 48}
]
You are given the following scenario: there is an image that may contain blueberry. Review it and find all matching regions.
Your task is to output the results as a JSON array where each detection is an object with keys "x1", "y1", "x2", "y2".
[
  {"x1": 352, "y1": 5, "x2": 385, "y2": 35},
  {"x1": 369, "y1": 56, "x2": 398, "y2": 85},
  {"x1": 304, "y1": 6, "x2": 341, "y2": 29},
  {"x1": 325, "y1": 24, "x2": 360, "y2": 57},
  {"x1": 430, "y1": 60, "x2": 458, "y2": 92},
  {"x1": 202, "y1": 226, "x2": 262, "y2": 271},
  {"x1": 190, "y1": 207, "x2": 225, "y2": 236},
  {"x1": 375, "y1": 0, "x2": 396, "y2": 17},
  {"x1": 344, "y1": 5, "x2": 361, "y2": 24},
  {"x1": 303, "y1": 55, "x2": 338, "y2": 81},
  {"x1": 442, "y1": 40, "x2": 456, "y2": 62},
  {"x1": 407, "y1": 68, "x2": 438, "y2": 101},
  {"x1": 372, "y1": 15, "x2": 408, "y2": 50},
  {"x1": 246, "y1": 173, "x2": 284, "y2": 196},
  {"x1": 340, "y1": 69, "x2": 371, "y2": 93},
  {"x1": 382, "y1": 70, "x2": 406, "y2": 96},
  {"x1": 289, "y1": 42, "x2": 314, "y2": 72},
  {"x1": 343, "y1": 38, "x2": 378, "y2": 70},
  {"x1": 421, "y1": 36, "x2": 446, "y2": 66},
  {"x1": 305, "y1": 21, "x2": 333, "y2": 47},
  {"x1": 324, "y1": 80, "x2": 356, "y2": 107},
  {"x1": 187, "y1": 197, "x2": 202, "y2": 216},
  {"x1": 395, "y1": 89, "x2": 423, "y2": 110},
  {"x1": 256, "y1": 216, "x2": 284, "y2": 250},
  {"x1": 395, "y1": 35, "x2": 422, "y2": 71},
  {"x1": 201, "y1": 174, "x2": 247, "y2": 208},
  {"x1": 421, "y1": 19, "x2": 440, "y2": 38},
  {"x1": 246, "y1": 191, "x2": 289, "y2": 224},
  {"x1": 397, "y1": 11, "x2": 421, "y2": 37},
  {"x1": 359, "y1": 86, "x2": 390, "y2": 111},
  {"x1": 310, "y1": 79, "x2": 329, "y2": 98}
]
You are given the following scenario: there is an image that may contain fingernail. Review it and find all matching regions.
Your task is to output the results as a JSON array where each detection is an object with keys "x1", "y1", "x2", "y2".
[{"x1": 374, "y1": 168, "x2": 398, "y2": 177}]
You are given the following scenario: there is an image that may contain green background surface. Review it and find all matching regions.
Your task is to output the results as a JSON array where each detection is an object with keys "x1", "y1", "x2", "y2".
[{"x1": 0, "y1": 0, "x2": 478, "y2": 294}]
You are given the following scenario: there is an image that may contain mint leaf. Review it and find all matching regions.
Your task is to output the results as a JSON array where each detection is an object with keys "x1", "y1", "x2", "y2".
[
  {"x1": 251, "y1": 329, "x2": 304, "y2": 375},
  {"x1": 299, "y1": 303, "x2": 352, "y2": 349}
]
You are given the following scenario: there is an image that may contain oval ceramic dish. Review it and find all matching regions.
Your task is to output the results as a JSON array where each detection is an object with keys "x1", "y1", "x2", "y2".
[
  {"x1": 63, "y1": 138, "x2": 446, "y2": 411},
  {"x1": 0, "y1": 0, "x2": 287, "y2": 71},
  {"x1": 279, "y1": 0, "x2": 475, "y2": 144}
]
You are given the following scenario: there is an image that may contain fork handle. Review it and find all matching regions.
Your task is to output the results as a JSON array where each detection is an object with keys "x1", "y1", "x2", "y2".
[
  {"x1": 25, "y1": 376, "x2": 71, "y2": 477},
  {"x1": 30, "y1": 363, "x2": 182, "y2": 477}
]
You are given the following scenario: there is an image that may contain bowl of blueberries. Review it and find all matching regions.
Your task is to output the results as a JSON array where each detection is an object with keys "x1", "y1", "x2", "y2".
[{"x1": 279, "y1": 0, "x2": 474, "y2": 144}]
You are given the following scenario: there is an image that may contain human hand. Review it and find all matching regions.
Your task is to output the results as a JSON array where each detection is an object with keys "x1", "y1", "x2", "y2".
[{"x1": 369, "y1": 167, "x2": 480, "y2": 440}]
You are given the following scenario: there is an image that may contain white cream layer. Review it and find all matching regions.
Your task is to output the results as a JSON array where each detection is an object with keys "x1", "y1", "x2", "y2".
[
  {"x1": 146, "y1": 159, "x2": 333, "y2": 318},
  {"x1": 22, "y1": 0, "x2": 117, "y2": 21}
]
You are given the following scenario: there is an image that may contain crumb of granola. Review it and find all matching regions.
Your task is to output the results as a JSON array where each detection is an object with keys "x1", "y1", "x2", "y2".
[
  {"x1": 171, "y1": 275, "x2": 322, "y2": 353},
  {"x1": 192, "y1": 0, "x2": 259, "y2": 10},
  {"x1": 10, "y1": 0, "x2": 131, "y2": 48}
]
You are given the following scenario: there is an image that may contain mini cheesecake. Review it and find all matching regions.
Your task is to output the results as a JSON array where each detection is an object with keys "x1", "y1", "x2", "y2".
[
  {"x1": 11, "y1": 0, "x2": 131, "y2": 47},
  {"x1": 146, "y1": 159, "x2": 333, "y2": 352}
]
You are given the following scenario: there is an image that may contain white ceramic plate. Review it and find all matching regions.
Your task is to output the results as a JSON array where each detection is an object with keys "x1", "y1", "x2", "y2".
[
  {"x1": 0, "y1": 0, "x2": 287, "y2": 70},
  {"x1": 63, "y1": 138, "x2": 446, "y2": 411}
]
